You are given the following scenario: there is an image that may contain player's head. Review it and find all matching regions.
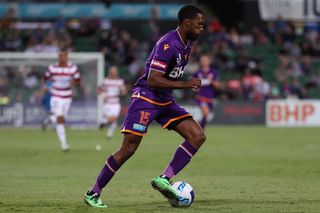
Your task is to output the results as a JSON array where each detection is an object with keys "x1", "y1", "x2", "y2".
[
  {"x1": 58, "y1": 49, "x2": 68, "y2": 65},
  {"x1": 200, "y1": 54, "x2": 211, "y2": 70},
  {"x1": 178, "y1": 5, "x2": 204, "y2": 41},
  {"x1": 108, "y1": 66, "x2": 119, "y2": 78}
]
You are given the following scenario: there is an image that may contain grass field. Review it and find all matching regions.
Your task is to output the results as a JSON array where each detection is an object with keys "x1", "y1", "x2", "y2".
[{"x1": 0, "y1": 126, "x2": 320, "y2": 212}]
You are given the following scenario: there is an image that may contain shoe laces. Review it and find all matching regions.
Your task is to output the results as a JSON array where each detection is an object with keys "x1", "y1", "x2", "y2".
[
  {"x1": 160, "y1": 175, "x2": 173, "y2": 185},
  {"x1": 90, "y1": 193, "x2": 100, "y2": 201}
]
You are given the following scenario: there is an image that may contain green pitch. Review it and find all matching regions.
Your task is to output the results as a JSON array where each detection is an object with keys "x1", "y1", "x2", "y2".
[{"x1": 0, "y1": 126, "x2": 319, "y2": 212}]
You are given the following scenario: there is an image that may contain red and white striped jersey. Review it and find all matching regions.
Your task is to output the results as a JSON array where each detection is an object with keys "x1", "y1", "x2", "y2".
[
  {"x1": 44, "y1": 62, "x2": 80, "y2": 99},
  {"x1": 99, "y1": 78, "x2": 125, "y2": 104}
]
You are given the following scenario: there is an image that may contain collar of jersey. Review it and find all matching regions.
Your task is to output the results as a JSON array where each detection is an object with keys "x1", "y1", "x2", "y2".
[{"x1": 175, "y1": 28, "x2": 190, "y2": 49}]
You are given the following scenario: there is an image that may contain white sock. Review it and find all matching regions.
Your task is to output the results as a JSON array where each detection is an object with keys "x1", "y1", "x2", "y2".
[
  {"x1": 107, "y1": 122, "x2": 117, "y2": 138},
  {"x1": 56, "y1": 124, "x2": 69, "y2": 150}
]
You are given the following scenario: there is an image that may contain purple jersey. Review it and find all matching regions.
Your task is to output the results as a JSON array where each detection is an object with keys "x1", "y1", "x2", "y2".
[
  {"x1": 193, "y1": 68, "x2": 218, "y2": 102},
  {"x1": 132, "y1": 29, "x2": 193, "y2": 104}
]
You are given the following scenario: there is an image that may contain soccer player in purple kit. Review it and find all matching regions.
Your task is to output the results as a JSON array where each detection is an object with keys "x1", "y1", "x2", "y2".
[
  {"x1": 193, "y1": 54, "x2": 220, "y2": 129},
  {"x1": 84, "y1": 5, "x2": 205, "y2": 208}
]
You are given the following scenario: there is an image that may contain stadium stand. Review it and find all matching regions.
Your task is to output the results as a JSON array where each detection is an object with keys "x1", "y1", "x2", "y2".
[{"x1": 0, "y1": 1, "x2": 319, "y2": 105}]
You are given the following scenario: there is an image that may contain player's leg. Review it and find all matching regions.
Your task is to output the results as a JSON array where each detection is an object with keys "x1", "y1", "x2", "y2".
[
  {"x1": 199, "y1": 103, "x2": 210, "y2": 128},
  {"x1": 56, "y1": 115, "x2": 69, "y2": 151},
  {"x1": 50, "y1": 97, "x2": 67, "y2": 150},
  {"x1": 84, "y1": 133, "x2": 142, "y2": 208},
  {"x1": 53, "y1": 98, "x2": 71, "y2": 151},
  {"x1": 105, "y1": 104, "x2": 120, "y2": 139},
  {"x1": 152, "y1": 119, "x2": 205, "y2": 194},
  {"x1": 152, "y1": 119, "x2": 205, "y2": 199},
  {"x1": 41, "y1": 111, "x2": 50, "y2": 131},
  {"x1": 49, "y1": 98, "x2": 57, "y2": 124},
  {"x1": 85, "y1": 98, "x2": 157, "y2": 207},
  {"x1": 99, "y1": 104, "x2": 109, "y2": 129},
  {"x1": 106, "y1": 115, "x2": 116, "y2": 139},
  {"x1": 164, "y1": 118, "x2": 206, "y2": 176},
  {"x1": 42, "y1": 97, "x2": 52, "y2": 131},
  {"x1": 151, "y1": 103, "x2": 206, "y2": 199},
  {"x1": 49, "y1": 113, "x2": 56, "y2": 125}
]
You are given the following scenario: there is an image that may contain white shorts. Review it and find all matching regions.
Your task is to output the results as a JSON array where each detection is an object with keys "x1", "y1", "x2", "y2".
[
  {"x1": 103, "y1": 103, "x2": 121, "y2": 118},
  {"x1": 50, "y1": 96, "x2": 72, "y2": 117}
]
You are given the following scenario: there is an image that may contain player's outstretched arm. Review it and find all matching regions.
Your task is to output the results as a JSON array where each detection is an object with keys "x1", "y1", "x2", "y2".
[
  {"x1": 148, "y1": 70, "x2": 201, "y2": 90},
  {"x1": 212, "y1": 80, "x2": 221, "y2": 89}
]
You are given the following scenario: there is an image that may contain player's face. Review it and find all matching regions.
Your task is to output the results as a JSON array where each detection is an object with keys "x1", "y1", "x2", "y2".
[
  {"x1": 186, "y1": 13, "x2": 204, "y2": 41},
  {"x1": 59, "y1": 52, "x2": 68, "y2": 64},
  {"x1": 108, "y1": 66, "x2": 118, "y2": 78},
  {"x1": 200, "y1": 55, "x2": 211, "y2": 70}
]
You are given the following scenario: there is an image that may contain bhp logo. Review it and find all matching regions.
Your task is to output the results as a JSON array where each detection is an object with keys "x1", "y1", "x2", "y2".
[
  {"x1": 267, "y1": 100, "x2": 320, "y2": 127},
  {"x1": 269, "y1": 104, "x2": 314, "y2": 122}
]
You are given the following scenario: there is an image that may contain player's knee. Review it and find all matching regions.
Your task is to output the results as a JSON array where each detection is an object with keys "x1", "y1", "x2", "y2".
[
  {"x1": 200, "y1": 131, "x2": 206, "y2": 144},
  {"x1": 194, "y1": 130, "x2": 206, "y2": 145},
  {"x1": 57, "y1": 116, "x2": 64, "y2": 123},
  {"x1": 109, "y1": 116, "x2": 117, "y2": 123}
]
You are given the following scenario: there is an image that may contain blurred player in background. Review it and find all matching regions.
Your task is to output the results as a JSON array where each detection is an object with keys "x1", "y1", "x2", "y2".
[
  {"x1": 193, "y1": 55, "x2": 220, "y2": 129},
  {"x1": 84, "y1": 5, "x2": 205, "y2": 208},
  {"x1": 41, "y1": 80, "x2": 52, "y2": 131},
  {"x1": 44, "y1": 49, "x2": 80, "y2": 151},
  {"x1": 97, "y1": 66, "x2": 126, "y2": 140}
]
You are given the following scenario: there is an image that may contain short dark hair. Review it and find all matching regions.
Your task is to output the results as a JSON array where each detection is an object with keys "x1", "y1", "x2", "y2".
[
  {"x1": 178, "y1": 5, "x2": 203, "y2": 25},
  {"x1": 59, "y1": 46, "x2": 68, "y2": 53}
]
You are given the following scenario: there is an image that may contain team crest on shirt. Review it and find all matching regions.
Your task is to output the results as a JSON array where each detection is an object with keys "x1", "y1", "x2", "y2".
[{"x1": 163, "y1": 44, "x2": 170, "y2": 51}]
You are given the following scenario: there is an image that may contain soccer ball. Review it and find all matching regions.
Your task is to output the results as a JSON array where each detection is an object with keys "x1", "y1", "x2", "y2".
[{"x1": 167, "y1": 181, "x2": 195, "y2": 207}]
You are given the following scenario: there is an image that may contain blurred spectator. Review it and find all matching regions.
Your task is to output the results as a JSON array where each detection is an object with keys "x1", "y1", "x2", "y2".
[
  {"x1": 300, "y1": 55, "x2": 312, "y2": 76},
  {"x1": 270, "y1": 82, "x2": 280, "y2": 99},
  {"x1": 209, "y1": 17, "x2": 222, "y2": 33},
  {"x1": 54, "y1": 16, "x2": 66, "y2": 31},
  {"x1": 0, "y1": 7, "x2": 16, "y2": 30},
  {"x1": 0, "y1": 93, "x2": 10, "y2": 105},
  {"x1": 242, "y1": 69, "x2": 263, "y2": 100},
  {"x1": 274, "y1": 15, "x2": 288, "y2": 33},
  {"x1": 226, "y1": 79, "x2": 242, "y2": 100},
  {"x1": 3, "y1": 30, "x2": 22, "y2": 51},
  {"x1": 251, "y1": 27, "x2": 268, "y2": 45}
]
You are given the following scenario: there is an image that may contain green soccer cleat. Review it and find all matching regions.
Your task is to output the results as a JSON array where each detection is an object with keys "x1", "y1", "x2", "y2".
[
  {"x1": 84, "y1": 192, "x2": 108, "y2": 208},
  {"x1": 151, "y1": 176, "x2": 178, "y2": 200}
]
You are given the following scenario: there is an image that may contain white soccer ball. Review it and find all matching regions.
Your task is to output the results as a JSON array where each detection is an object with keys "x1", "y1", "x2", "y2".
[{"x1": 168, "y1": 181, "x2": 195, "y2": 207}]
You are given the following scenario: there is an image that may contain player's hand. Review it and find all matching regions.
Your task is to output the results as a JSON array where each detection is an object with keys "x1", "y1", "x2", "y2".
[{"x1": 187, "y1": 77, "x2": 201, "y2": 90}]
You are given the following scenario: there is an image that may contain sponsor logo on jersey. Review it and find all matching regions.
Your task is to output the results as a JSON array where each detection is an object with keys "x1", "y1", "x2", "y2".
[{"x1": 151, "y1": 60, "x2": 167, "y2": 69}]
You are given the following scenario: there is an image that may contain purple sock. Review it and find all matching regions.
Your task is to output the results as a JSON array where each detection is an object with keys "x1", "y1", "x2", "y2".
[
  {"x1": 162, "y1": 141, "x2": 198, "y2": 179},
  {"x1": 200, "y1": 116, "x2": 207, "y2": 129},
  {"x1": 90, "y1": 155, "x2": 120, "y2": 195}
]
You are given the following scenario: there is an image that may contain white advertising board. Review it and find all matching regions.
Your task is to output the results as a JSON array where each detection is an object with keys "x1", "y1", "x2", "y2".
[
  {"x1": 259, "y1": 0, "x2": 320, "y2": 21},
  {"x1": 266, "y1": 100, "x2": 320, "y2": 127}
]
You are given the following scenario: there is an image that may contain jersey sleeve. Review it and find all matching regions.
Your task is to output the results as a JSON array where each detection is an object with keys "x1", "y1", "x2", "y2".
[{"x1": 150, "y1": 41, "x2": 174, "y2": 73}]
